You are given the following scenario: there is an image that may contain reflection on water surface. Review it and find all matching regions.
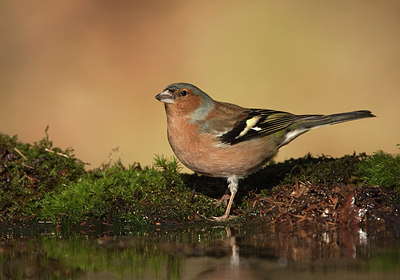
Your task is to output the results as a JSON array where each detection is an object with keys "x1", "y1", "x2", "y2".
[{"x1": 1, "y1": 222, "x2": 399, "y2": 279}]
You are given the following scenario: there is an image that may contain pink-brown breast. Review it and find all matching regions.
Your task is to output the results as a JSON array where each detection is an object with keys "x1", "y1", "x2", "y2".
[{"x1": 166, "y1": 113, "x2": 278, "y2": 178}]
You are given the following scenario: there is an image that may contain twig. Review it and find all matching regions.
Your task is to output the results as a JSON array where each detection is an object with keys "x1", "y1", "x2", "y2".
[
  {"x1": 45, "y1": 148, "x2": 70, "y2": 158},
  {"x1": 21, "y1": 163, "x2": 34, "y2": 169},
  {"x1": 264, "y1": 205, "x2": 276, "y2": 214},
  {"x1": 14, "y1": 147, "x2": 27, "y2": 160}
]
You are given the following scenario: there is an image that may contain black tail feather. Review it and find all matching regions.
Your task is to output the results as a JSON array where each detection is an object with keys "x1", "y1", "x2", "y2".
[{"x1": 295, "y1": 110, "x2": 375, "y2": 129}]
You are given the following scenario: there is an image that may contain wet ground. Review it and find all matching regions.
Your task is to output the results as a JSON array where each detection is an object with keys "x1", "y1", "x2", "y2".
[{"x1": 1, "y1": 222, "x2": 399, "y2": 280}]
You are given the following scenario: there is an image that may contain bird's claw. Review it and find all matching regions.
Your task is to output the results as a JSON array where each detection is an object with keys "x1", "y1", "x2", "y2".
[
  {"x1": 213, "y1": 194, "x2": 231, "y2": 207},
  {"x1": 210, "y1": 214, "x2": 236, "y2": 222}
]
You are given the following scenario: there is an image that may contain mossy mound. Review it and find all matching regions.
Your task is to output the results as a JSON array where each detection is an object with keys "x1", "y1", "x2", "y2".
[
  {"x1": 358, "y1": 151, "x2": 400, "y2": 188},
  {"x1": 39, "y1": 156, "x2": 224, "y2": 224},
  {"x1": 0, "y1": 131, "x2": 224, "y2": 225},
  {"x1": 0, "y1": 131, "x2": 399, "y2": 226},
  {"x1": 0, "y1": 129, "x2": 85, "y2": 220}
]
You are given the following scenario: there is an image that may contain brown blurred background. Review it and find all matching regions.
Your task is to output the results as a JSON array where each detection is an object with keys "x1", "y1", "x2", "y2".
[{"x1": 1, "y1": 0, "x2": 399, "y2": 170}]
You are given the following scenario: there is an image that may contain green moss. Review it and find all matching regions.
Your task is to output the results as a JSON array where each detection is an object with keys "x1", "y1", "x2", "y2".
[
  {"x1": 0, "y1": 131, "x2": 223, "y2": 224},
  {"x1": 38, "y1": 156, "x2": 223, "y2": 224},
  {"x1": 357, "y1": 151, "x2": 400, "y2": 188},
  {"x1": 0, "y1": 128, "x2": 85, "y2": 219}
]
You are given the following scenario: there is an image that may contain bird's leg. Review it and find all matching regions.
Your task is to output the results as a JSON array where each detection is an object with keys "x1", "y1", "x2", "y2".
[
  {"x1": 222, "y1": 191, "x2": 237, "y2": 218},
  {"x1": 214, "y1": 189, "x2": 230, "y2": 207},
  {"x1": 213, "y1": 176, "x2": 239, "y2": 221}
]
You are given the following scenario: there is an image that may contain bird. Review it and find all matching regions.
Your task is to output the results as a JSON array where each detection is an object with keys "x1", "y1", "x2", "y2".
[{"x1": 155, "y1": 82, "x2": 375, "y2": 221}]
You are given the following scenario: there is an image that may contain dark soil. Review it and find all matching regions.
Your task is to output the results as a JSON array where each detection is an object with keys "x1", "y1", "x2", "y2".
[{"x1": 242, "y1": 181, "x2": 400, "y2": 229}]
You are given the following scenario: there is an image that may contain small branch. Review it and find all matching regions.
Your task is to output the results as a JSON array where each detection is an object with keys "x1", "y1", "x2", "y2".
[
  {"x1": 21, "y1": 163, "x2": 34, "y2": 169},
  {"x1": 14, "y1": 147, "x2": 27, "y2": 160},
  {"x1": 45, "y1": 148, "x2": 70, "y2": 158}
]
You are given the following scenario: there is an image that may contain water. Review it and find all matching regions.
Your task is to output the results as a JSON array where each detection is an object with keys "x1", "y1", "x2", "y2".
[{"x1": 1, "y1": 222, "x2": 399, "y2": 279}]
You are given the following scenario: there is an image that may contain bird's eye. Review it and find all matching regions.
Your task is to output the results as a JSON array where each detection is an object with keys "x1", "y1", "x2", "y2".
[{"x1": 180, "y1": 90, "x2": 188, "y2": 97}]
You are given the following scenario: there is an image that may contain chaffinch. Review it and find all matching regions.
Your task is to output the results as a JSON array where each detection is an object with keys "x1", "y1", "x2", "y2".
[{"x1": 155, "y1": 82, "x2": 375, "y2": 221}]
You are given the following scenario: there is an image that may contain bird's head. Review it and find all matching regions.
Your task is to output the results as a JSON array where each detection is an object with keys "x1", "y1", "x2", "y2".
[{"x1": 155, "y1": 83, "x2": 215, "y2": 119}]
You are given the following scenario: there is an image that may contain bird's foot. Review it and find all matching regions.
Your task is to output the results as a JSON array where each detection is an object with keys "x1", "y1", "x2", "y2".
[
  {"x1": 213, "y1": 193, "x2": 231, "y2": 207},
  {"x1": 210, "y1": 214, "x2": 236, "y2": 222}
]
